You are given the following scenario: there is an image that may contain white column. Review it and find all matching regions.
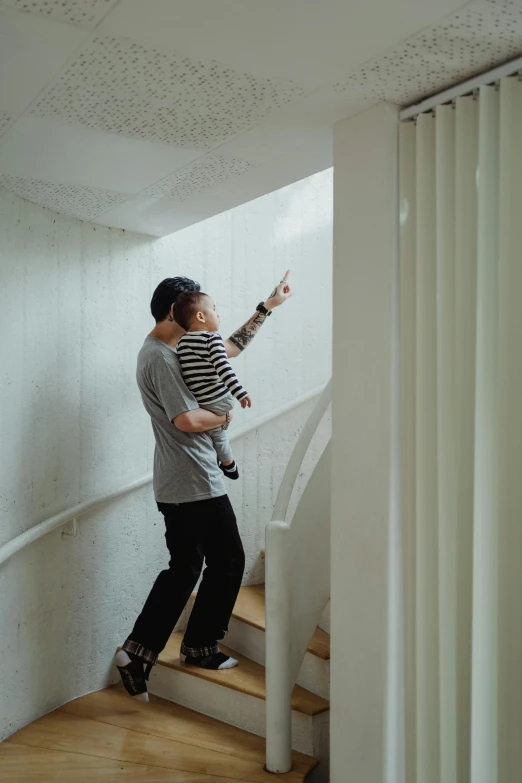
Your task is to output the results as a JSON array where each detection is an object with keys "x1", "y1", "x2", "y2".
[
  {"x1": 471, "y1": 84, "x2": 499, "y2": 783},
  {"x1": 497, "y1": 76, "x2": 522, "y2": 783},
  {"x1": 454, "y1": 94, "x2": 478, "y2": 783},
  {"x1": 331, "y1": 103, "x2": 403, "y2": 783},
  {"x1": 399, "y1": 119, "x2": 417, "y2": 783},
  {"x1": 265, "y1": 520, "x2": 292, "y2": 773},
  {"x1": 414, "y1": 112, "x2": 440, "y2": 783},
  {"x1": 435, "y1": 104, "x2": 457, "y2": 783}
]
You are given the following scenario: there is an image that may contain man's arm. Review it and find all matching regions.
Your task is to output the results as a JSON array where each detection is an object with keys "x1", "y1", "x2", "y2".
[
  {"x1": 174, "y1": 409, "x2": 228, "y2": 433},
  {"x1": 225, "y1": 270, "x2": 294, "y2": 358},
  {"x1": 149, "y1": 354, "x2": 230, "y2": 432}
]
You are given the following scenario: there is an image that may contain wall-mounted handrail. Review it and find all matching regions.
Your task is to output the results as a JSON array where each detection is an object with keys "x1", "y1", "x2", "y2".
[
  {"x1": 265, "y1": 378, "x2": 332, "y2": 774},
  {"x1": 0, "y1": 384, "x2": 325, "y2": 568}
]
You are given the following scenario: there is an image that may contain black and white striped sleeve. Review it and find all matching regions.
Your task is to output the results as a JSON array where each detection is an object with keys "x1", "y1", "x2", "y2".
[{"x1": 206, "y1": 334, "x2": 248, "y2": 401}]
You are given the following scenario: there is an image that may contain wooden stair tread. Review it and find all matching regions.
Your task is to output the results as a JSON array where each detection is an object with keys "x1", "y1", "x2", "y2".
[
  {"x1": 0, "y1": 742, "x2": 233, "y2": 780},
  {"x1": 62, "y1": 685, "x2": 314, "y2": 766},
  {"x1": 2, "y1": 686, "x2": 317, "y2": 782},
  {"x1": 212, "y1": 584, "x2": 331, "y2": 661},
  {"x1": 160, "y1": 632, "x2": 329, "y2": 716}
]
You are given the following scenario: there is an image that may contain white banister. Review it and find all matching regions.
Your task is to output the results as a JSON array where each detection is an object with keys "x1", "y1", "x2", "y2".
[
  {"x1": 0, "y1": 384, "x2": 325, "y2": 568},
  {"x1": 272, "y1": 380, "x2": 332, "y2": 523},
  {"x1": 265, "y1": 378, "x2": 332, "y2": 773},
  {"x1": 265, "y1": 520, "x2": 292, "y2": 772}
]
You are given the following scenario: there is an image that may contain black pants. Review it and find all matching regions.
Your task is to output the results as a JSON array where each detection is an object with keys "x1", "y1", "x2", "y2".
[{"x1": 126, "y1": 494, "x2": 245, "y2": 662}]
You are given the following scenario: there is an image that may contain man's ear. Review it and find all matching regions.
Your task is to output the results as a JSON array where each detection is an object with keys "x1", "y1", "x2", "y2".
[{"x1": 167, "y1": 303, "x2": 175, "y2": 322}]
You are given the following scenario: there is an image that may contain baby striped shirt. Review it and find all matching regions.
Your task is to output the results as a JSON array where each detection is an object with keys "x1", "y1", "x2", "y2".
[{"x1": 177, "y1": 331, "x2": 248, "y2": 405}]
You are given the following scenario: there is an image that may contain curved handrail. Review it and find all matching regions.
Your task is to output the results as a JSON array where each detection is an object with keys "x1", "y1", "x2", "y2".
[
  {"x1": 0, "y1": 384, "x2": 326, "y2": 568},
  {"x1": 272, "y1": 378, "x2": 332, "y2": 523}
]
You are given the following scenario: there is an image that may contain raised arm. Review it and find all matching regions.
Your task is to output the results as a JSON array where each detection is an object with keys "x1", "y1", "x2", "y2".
[
  {"x1": 207, "y1": 335, "x2": 248, "y2": 400},
  {"x1": 225, "y1": 270, "x2": 294, "y2": 358}
]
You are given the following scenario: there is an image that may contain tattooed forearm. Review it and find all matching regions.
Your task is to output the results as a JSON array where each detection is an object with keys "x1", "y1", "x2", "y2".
[{"x1": 228, "y1": 311, "x2": 267, "y2": 352}]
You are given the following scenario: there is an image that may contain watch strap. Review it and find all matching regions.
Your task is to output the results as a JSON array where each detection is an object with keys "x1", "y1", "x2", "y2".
[{"x1": 256, "y1": 301, "x2": 272, "y2": 316}]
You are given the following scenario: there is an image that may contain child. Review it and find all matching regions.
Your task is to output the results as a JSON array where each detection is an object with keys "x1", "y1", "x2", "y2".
[{"x1": 175, "y1": 291, "x2": 251, "y2": 479}]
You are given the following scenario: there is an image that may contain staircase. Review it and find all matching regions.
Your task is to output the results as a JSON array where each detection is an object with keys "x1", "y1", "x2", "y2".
[
  {"x1": 0, "y1": 584, "x2": 330, "y2": 781},
  {"x1": 0, "y1": 382, "x2": 332, "y2": 780},
  {"x1": 222, "y1": 585, "x2": 330, "y2": 699},
  {"x1": 149, "y1": 583, "x2": 330, "y2": 779}
]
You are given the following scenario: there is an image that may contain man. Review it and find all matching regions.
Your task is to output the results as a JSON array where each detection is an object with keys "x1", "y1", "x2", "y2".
[{"x1": 115, "y1": 272, "x2": 293, "y2": 701}]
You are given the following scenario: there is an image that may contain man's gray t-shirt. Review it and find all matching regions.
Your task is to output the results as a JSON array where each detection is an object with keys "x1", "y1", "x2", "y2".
[{"x1": 137, "y1": 336, "x2": 225, "y2": 504}]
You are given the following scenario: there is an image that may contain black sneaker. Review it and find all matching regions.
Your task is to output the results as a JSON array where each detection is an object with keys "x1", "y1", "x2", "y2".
[
  {"x1": 180, "y1": 651, "x2": 238, "y2": 670},
  {"x1": 115, "y1": 650, "x2": 150, "y2": 701}
]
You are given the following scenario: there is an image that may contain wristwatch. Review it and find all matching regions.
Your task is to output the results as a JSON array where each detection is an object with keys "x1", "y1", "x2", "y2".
[
  {"x1": 256, "y1": 301, "x2": 272, "y2": 316},
  {"x1": 223, "y1": 411, "x2": 231, "y2": 430}
]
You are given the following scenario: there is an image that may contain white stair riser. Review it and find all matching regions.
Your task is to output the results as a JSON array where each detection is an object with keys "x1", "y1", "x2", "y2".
[
  {"x1": 296, "y1": 653, "x2": 330, "y2": 702},
  {"x1": 219, "y1": 616, "x2": 330, "y2": 700},
  {"x1": 148, "y1": 664, "x2": 323, "y2": 758},
  {"x1": 149, "y1": 666, "x2": 329, "y2": 781},
  {"x1": 307, "y1": 713, "x2": 330, "y2": 783},
  {"x1": 185, "y1": 599, "x2": 329, "y2": 699},
  {"x1": 318, "y1": 600, "x2": 330, "y2": 634}
]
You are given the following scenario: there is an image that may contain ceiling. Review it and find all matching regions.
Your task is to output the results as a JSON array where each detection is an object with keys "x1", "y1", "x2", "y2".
[{"x1": 1, "y1": 0, "x2": 522, "y2": 236}]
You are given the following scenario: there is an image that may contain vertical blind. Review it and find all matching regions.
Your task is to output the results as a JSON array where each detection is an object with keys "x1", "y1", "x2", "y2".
[{"x1": 400, "y1": 77, "x2": 522, "y2": 783}]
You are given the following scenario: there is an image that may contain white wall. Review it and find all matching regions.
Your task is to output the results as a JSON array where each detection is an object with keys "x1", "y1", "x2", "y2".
[
  {"x1": 0, "y1": 169, "x2": 332, "y2": 740},
  {"x1": 331, "y1": 104, "x2": 402, "y2": 782}
]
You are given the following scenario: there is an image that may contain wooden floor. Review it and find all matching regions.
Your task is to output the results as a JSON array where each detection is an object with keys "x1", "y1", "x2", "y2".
[
  {"x1": 3, "y1": 585, "x2": 330, "y2": 779},
  {"x1": 0, "y1": 685, "x2": 318, "y2": 782}
]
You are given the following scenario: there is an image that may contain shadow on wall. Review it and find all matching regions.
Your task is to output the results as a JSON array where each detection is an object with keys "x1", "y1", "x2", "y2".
[
  {"x1": 0, "y1": 196, "x2": 158, "y2": 739},
  {"x1": 2, "y1": 353, "x2": 137, "y2": 729},
  {"x1": 16, "y1": 354, "x2": 83, "y2": 716},
  {"x1": 0, "y1": 354, "x2": 162, "y2": 737}
]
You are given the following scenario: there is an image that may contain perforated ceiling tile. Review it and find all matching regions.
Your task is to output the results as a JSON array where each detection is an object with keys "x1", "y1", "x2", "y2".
[
  {"x1": 141, "y1": 155, "x2": 256, "y2": 201},
  {"x1": 0, "y1": 174, "x2": 128, "y2": 220},
  {"x1": 0, "y1": 112, "x2": 12, "y2": 137},
  {"x1": 29, "y1": 36, "x2": 304, "y2": 150},
  {"x1": 334, "y1": 0, "x2": 522, "y2": 108},
  {"x1": 0, "y1": 0, "x2": 118, "y2": 28}
]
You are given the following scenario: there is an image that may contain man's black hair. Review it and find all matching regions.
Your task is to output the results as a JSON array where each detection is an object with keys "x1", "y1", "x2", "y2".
[
  {"x1": 174, "y1": 291, "x2": 209, "y2": 331},
  {"x1": 150, "y1": 277, "x2": 200, "y2": 323}
]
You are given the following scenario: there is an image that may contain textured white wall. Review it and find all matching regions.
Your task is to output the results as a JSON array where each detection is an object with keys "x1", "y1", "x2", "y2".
[{"x1": 0, "y1": 168, "x2": 332, "y2": 740}]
